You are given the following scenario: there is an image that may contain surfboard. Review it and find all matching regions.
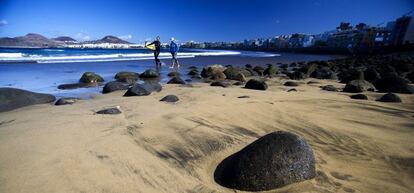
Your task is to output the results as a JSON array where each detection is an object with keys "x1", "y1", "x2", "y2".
[{"x1": 145, "y1": 42, "x2": 156, "y2": 51}]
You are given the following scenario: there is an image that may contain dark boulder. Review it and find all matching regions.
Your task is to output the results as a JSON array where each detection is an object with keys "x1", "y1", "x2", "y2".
[
  {"x1": 338, "y1": 69, "x2": 359, "y2": 84},
  {"x1": 287, "y1": 71, "x2": 306, "y2": 80},
  {"x1": 364, "y1": 68, "x2": 381, "y2": 83},
  {"x1": 284, "y1": 81, "x2": 299, "y2": 87},
  {"x1": 235, "y1": 73, "x2": 247, "y2": 82},
  {"x1": 201, "y1": 65, "x2": 226, "y2": 79},
  {"x1": 214, "y1": 131, "x2": 316, "y2": 191},
  {"x1": 350, "y1": 94, "x2": 368, "y2": 100},
  {"x1": 167, "y1": 71, "x2": 181, "y2": 77},
  {"x1": 124, "y1": 83, "x2": 162, "y2": 96},
  {"x1": 321, "y1": 85, "x2": 338, "y2": 92},
  {"x1": 55, "y1": 97, "x2": 78, "y2": 105},
  {"x1": 223, "y1": 67, "x2": 241, "y2": 80},
  {"x1": 245, "y1": 68, "x2": 259, "y2": 76},
  {"x1": 377, "y1": 93, "x2": 402, "y2": 103},
  {"x1": 405, "y1": 71, "x2": 414, "y2": 83},
  {"x1": 187, "y1": 69, "x2": 199, "y2": 76},
  {"x1": 0, "y1": 88, "x2": 56, "y2": 112},
  {"x1": 253, "y1": 66, "x2": 265, "y2": 76},
  {"x1": 167, "y1": 76, "x2": 186, "y2": 84},
  {"x1": 188, "y1": 66, "x2": 198, "y2": 70},
  {"x1": 79, "y1": 72, "x2": 104, "y2": 83},
  {"x1": 245, "y1": 79, "x2": 268, "y2": 90},
  {"x1": 211, "y1": 81, "x2": 230, "y2": 88},
  {"x1": 96, "y1": 106, "x2": 122, "y2": 114},
  {"x1": 395, "y1": 62, "x2": 413, "y2": 72},
  {"x1": 343, "y1": 80, "x2": 375, "y2": 93},
  {"x1": 160, "y1": 95, "x2": 179, "y2": 103},
  {"x1": 139, "y1": 69, "x2": 159, "y2": 78},
  {"x1": 311, "y1": 67, "x2": 337, "y2": 79},
  {"x1": 114, "y1": 71, "x2": 139, "y2": 84},
  {"x1": 102, "y1": 81, "x2": 129, "y2": 94},
  {"x1": 373, "y1": 73, "x2": 414, "y2": 94}
]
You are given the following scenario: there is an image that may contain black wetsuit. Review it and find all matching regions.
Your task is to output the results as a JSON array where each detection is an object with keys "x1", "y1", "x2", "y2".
[{"x1": 148, "y1": 40, "x2": 161, "y2": 65}]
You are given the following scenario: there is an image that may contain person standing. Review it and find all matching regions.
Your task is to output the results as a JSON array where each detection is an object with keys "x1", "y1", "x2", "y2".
[
  {"x1": 147, "y1": 36, "x2": 161, "y2": 66},
  {"x1": 169, "y1": 37, "x2": 180, "y2": 68}
]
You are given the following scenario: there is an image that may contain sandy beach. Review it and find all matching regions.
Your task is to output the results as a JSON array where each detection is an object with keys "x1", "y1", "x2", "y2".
[{"x1": 1, "y1": 77, "x2": 413, "y2": 193}]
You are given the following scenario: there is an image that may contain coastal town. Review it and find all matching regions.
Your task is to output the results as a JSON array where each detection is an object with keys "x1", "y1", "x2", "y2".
[{"x1": 183, "y1": 14, "x2": 414, "y2": 53}]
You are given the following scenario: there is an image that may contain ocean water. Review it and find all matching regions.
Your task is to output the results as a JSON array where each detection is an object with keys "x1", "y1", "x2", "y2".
[
  {"x1": 0, "y1": 48, "x2": 282, "y2": 98},
  {"x1": 0, "y1": 48, "x2": 278, "y2": 63}
]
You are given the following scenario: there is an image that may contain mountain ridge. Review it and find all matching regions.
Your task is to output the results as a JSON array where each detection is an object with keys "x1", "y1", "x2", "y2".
[{"x1": 0, "y1": 33, "x2": 131, "y2": 48}]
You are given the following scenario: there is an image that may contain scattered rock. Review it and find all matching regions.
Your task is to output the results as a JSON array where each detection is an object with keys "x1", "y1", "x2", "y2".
[
  {"x1": 350, "y1": 94, "x2": 368, "y2": 100},
  {"x1": 238, "y1": 95, "x2": 250, "y2": 98},
  {"x1": 214, "y1": 131, "x2": 316, "y2": 191},
  {"x1": 364, "y1": 68, "x2": 381, "y2": 83},
  {"x1": 211, "y1": 81, "x2": 230, "y2": 88},
  {"x1": 245, "y1": 79, "x2": 268, "y2": 90},
  {"x1": 79, "y1": 72, "x2": 104, "y2": 83},
  {"x1": 405, "y1": 71, "x2": 414, "y2": 83},
  {"x1": 374, "y1": 73, "x2": 414, "y2": 94},
  {"x1": 0, "y1": 88, "x2": 56, "y2": 112},
  {"x1": 343, "y1": 79, "x2": 375, "y2": 93},
  {"x1": 321, "y1": 85, "x2": 338, "y2": 92},
  {"x1": 253, "y1": 66, "x2": 265, "y2": 76},
  {"x1": 287, "y1": 88, "x2": 297, "y2": 92},
  {"x1": 234, "y1": 73, "x2": 247, "y2": 82},
  {"x1": 139, "y1": 69, "x2": 159, "y2": 78},
  {"x1": 264, "y1": 64, "x2": 278, "y2": 77},
  {"x1": 201, "y1": 65, "x2": 226, "y2": 79},
  {"x1": 124, "y1": 83, "x2": 162, "y2": 96},
  {"x1": 377, "y1": 93, "x2": 402, "y2": 103},
  {"x1": 114, "y1": 71, "x2": 139, "y2": 84},
  {"x1": 188, "y1": 66, "x2": 198, "y2": 70},
  {"x1": 167, "y1": 76, "x2": 186, "y2": 84},
  {"x1": 223, "y1": 67, "x2": 242, "y2": 80},
  {"x1": 311, "y1": 67, "x2": 337, "y2": 79},
  {"x1": 287, "y1": 71, "x2": 306, "y2": 80},
  {"x1": 102, "y1": 81, "x2": 129, "y2": 94},
  {"x1": 55, "y1": 97, "x2": 78, "y2": 105},
  {"x1": 96, "y1": 106, "x2": 122, "y2": 114},
  {"x1": 160, "y1": 95, "x2": 179, "y2": 103},
  {"x1": 187, "y1": 69, "x2": 199, "y2": 76},
  {"x1": 211, "y1": 71, "x2": 227, "y2": 81},
  {"x1": 284, "y1": 81, "x2": 299, "y2": 87}
]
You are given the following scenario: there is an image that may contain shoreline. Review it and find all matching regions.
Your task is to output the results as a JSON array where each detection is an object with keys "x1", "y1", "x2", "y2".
[{"x1": 0, "y1": 53, "x2": 340, "y2": 98}]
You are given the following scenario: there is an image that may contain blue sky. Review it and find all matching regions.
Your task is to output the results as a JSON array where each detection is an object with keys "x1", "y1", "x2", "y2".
[{"x1": 0, "y1": 0, "x2": 413, "y2": 43}]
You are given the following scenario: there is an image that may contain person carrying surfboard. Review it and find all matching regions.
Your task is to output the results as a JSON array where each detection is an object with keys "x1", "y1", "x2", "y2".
[
  {"x1": 146, "y1": 36, "x2": 161, "y2": 66},
  {"x1": 169, "y1": 37, "x2": 180, "y2": 69}
]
